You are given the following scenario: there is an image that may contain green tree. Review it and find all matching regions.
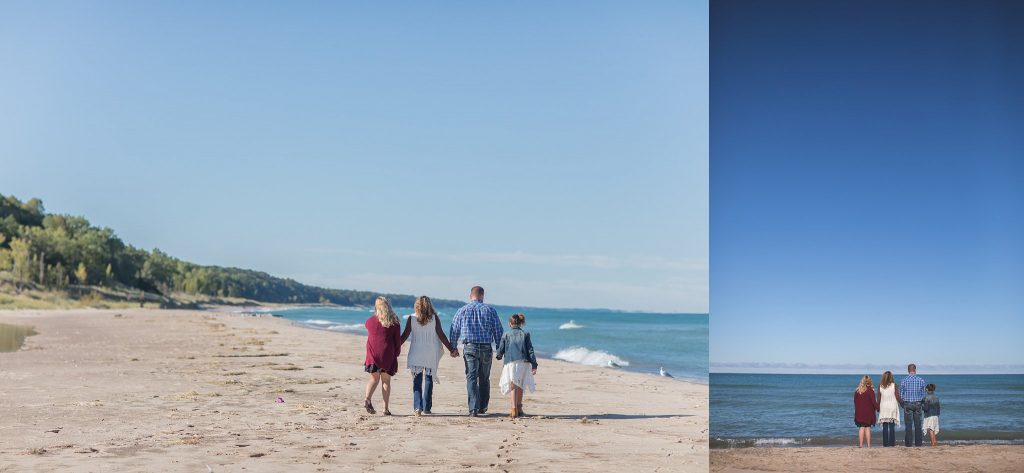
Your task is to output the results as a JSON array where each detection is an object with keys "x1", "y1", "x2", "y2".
[
  {"x1": 0, "y1": 234, "x2": 10, "y2": 271},
  {"x1": 49, "y1": 262, "x2": 67, "y2": 289},
  {"x1": 141, "y1": 249, "x2": 176, "y2": 294},
  {"x1": 74, "y1": 262, "x2": 88, "y2": 285},
  {"x1": 10, "y1": 237, "x2": 32, "y2": 283}
]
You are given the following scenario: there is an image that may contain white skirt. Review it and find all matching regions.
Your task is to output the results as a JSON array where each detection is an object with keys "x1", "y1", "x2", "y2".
[
  {"x1": 924, "y1": 416, "x2": 939, "y2": 434},
  {"x1": 499, "y1": 361, "x2": 536, "y2": 395}
]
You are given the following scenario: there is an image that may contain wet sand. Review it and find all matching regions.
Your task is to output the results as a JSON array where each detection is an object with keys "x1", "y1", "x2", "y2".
[
  {"x1": 0, "y1": 322, "x2": 37, "y2": 352},
  {"x1": 711, "y1": 445, "x2": 1024, "y2": 472},
  {"x1": 0, "y1": 309, "x2": 707, "y2": 472}
]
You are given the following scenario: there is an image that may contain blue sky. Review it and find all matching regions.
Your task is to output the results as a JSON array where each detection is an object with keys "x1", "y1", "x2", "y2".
[
  {"x1": 710, "y1": 1, "x2": 1024, "y2": 373},
  {"x1": 0, "y1": 1, "x2": 708, "y2": 313}
]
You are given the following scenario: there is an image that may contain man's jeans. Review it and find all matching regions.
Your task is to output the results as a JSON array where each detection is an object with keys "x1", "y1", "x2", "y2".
[
  {"x1": 463, "y1": 343, "x2": 493, "y2": 414},
  {"x1": 412, "y1": 372, "x2": 433, "y2": 412},
  {"x1": 904, "y1": 401, "x2": 924, "y2": 447},
  {"x1": 882, "y1": 422, "x2": 896, "y2": 447}
]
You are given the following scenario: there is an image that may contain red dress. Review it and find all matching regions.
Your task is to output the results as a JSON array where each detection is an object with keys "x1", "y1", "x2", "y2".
[
  {"x1": 854, "y1": 388, "x2": 879, "y2": 426},
  {"x1": 364, "y1": 315, "x2": 401, "y2": 375}
]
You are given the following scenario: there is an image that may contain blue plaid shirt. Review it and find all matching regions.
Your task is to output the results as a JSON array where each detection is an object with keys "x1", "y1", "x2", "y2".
[
  {"x1": 900, "y1": 374, "x2": 926, "y2": 402},
  {"x1": 449, "y1": 300, "x2": 503, "y2": 347}
]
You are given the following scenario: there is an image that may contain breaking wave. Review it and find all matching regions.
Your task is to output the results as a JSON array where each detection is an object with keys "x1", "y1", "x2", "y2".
[{"x1": 553, "y1": 346, "x2": 629, "y2": 368}]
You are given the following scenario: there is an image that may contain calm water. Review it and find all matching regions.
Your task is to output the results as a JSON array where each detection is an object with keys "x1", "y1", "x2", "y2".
[
  {"x1": 0, "y1": 323, "x2": 36, "y2": 352},
  {"x1": 258, "y1": 306, "x2": 708, "y2": 382},
  {"x1": 711, "y1": 373, "x2": 1024, "y2": 447}
]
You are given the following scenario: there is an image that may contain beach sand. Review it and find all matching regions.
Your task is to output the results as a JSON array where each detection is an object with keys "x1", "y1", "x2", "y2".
[
  {"x1": 711, "y1": 445, "x2": 1024, "y2": 472},
  {"x1": 0, "y1": 309, "x2": 707, "y2": 472}
]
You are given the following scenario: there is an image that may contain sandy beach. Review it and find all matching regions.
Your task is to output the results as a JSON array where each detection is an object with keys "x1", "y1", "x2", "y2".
[
  {"x1": 711, "y1": 445, "x2": 1024, "y2": 472},
  {"x1": 0, "y1": 309, "x2": 707, "y2": 472}
]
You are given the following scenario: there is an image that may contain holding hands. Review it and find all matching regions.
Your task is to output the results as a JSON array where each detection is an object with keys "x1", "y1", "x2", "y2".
[{"x1": 449, "y1": 348, "x2": 459, "y2": 358}]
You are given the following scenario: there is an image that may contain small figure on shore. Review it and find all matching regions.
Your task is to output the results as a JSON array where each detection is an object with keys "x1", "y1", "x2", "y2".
[
  {"x1": 923, "y1": 383, "x2": 940, "y2": 447},
  {"x1": 364, "y1": 296, "x2": 401, "y2": 416},
  {"x1": 876, "y1": 370, "x2": 902, "y2": 447},
  {"x1": 496, "y1": 313, "x2": 538, "y2": 418},
  {"x1": 401, "y1": 295, "x2": 458, "y2": 416},
  {"x1": 853, "y1": 375, "x2": 878, "y2": 448}
]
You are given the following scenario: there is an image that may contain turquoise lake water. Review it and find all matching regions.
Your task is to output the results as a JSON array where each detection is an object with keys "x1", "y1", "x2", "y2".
[
  {"x1": 710, "y1": 373, "x2": 1024, "y2": 447},
  {"x1": 257, "y1": 306, "x2": 708, "y2": 382}
]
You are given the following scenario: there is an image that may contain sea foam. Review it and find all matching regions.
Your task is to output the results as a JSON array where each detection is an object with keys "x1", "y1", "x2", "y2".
[
  {"x1": 302, "y1": 319, "x2": 335, "y2": 325},
  {"x1": 553, "y1": 346, "x2": 629, "y2": 368},
  {"x1": 558, "y1": 320, "x2": 584, "y2": 330},
  {"x1": 327, "y1": 323, "x2": 366, "y2": 333}
]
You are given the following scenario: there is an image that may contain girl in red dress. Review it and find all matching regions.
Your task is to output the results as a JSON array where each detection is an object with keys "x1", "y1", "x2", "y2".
[
  {"x1": 853, "y1": 375, "x2": 879, "y2": 447},
  {"x1": 364, "y1": 296, "x2": 401, "y2": 415}
]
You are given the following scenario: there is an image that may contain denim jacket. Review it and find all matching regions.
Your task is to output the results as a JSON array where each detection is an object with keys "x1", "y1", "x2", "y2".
[
  {"x1": 495, "y1": 328, "x2": 537, "y2": 369},
  {"x1": 923, "y1": 393, "x2": 940, "y2": 417}
]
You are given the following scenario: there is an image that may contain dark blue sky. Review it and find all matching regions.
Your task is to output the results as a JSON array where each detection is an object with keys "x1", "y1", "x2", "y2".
[{"x1": 711, "y1": 0, "x2": 1024, "y2": 372}]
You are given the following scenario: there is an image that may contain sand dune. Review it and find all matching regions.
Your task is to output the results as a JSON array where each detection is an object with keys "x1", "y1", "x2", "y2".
[{"x1": 0, "y1": 309, "x2": 707, "y2": 472}]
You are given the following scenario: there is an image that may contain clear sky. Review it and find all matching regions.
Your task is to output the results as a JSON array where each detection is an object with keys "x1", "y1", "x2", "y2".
[
  {"x1": 710, "y1": 1, "x2": 1024, "y2": 373},
  {"x1": 0, "y1": 1, "x2": 708, "y2": 313}
]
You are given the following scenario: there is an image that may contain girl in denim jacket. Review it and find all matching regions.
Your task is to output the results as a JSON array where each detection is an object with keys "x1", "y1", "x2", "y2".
[
  {"x1": 923, "y1": 384, "x2": 940, "y2": 446},
  {"x1": 496, "y1": 313, "x2": 538, "y2": 418}
]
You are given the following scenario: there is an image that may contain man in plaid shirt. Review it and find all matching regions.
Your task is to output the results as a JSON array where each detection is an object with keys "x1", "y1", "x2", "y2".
[
  {"x1": 899, "y1": 363, "x2": 927, "y2": 447},
  {"x1": 449, "y1": 286, "x2": 503, "y2": 416}
]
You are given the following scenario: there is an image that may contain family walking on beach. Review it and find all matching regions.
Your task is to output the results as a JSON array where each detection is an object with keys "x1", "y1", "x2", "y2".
[
  {"x1": 854, "y1": 363, "x2": 941, "y2": 448},
  {"x1": 362, "y1": 286, "x2": 538, "y2": 418}
]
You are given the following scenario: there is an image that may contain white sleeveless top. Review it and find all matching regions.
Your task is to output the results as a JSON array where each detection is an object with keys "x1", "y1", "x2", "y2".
[
  {"x1": 878, "y1": 384, "x2": 901, "y2": 425},
  {"x1": 405, "y1": 315, "x2": 444, "y2": 382}
]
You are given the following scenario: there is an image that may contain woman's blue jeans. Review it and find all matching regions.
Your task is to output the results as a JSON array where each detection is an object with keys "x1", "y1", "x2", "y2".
[
  {"x1": 412, "y1": 372, "x2": 433, "y2": 412},
  {"x1": 882, "y1": 422, "x2": 896, "y2": 446}
]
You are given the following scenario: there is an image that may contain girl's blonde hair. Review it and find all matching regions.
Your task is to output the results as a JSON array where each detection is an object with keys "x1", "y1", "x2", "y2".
[
  {"x1": 374, "y1": 296, "x2": 399, "y2": 328},
  {"x1": 414, "y1": 296, "x2": 436, "y2": 326},
  {"x1": 880, "y1": 371, "x2": 895, "y2": 389},
  {"x1": 856, "y1": 375, "x2": 874, "y2": 394}
]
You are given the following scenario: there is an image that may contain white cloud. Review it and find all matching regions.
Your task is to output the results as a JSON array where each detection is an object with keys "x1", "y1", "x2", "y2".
[
  {"x1": 286, "y1": 271, "x2": 707, "y2": 313},
  {"x1": 391, "y1": 249, "x2": 707, "y2": 272},
  {"x1": 286, "y1": 248, "x2": 708, "y2": 312}
]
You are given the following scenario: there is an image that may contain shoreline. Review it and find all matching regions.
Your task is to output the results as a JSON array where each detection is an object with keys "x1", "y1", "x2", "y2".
[
  {"x1": 0, "y1": 308, "x2": 708, "y2": 472},
  {"x1": 278, "y1": 315, "x2": 711, "y2": 386},
  {"x1": 711, "y1": 445, "x2": 1024, "y2": 472},
  {"x1": 711, "y1": 437, "x2": 1024, "y2": 449}
]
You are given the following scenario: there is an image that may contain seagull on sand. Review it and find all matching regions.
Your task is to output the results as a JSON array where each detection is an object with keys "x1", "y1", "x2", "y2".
[{"x1": 659, "y1": 367, "x2": 674, "y2": 378}]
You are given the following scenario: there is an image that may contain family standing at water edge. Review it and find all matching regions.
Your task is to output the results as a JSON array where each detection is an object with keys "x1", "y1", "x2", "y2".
[
  {"x1": 854, "y1": 364, "x2": 941, "y2": 448},
  {"x1": 362, "y1": 286, "x2": 538, "y2": 418}
]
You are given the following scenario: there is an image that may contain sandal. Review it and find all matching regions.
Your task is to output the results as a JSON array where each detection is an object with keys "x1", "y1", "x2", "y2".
[
  {"x1": 383, "y1": 410, "x2": 392, "y2": 416},
  {"x1": 364, "y1": 399, "x2": 375, "y2": 414}
]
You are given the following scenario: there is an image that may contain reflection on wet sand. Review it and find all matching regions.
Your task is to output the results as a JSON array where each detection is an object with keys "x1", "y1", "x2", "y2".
[{"x1": 0, "y1": 323, "x2": 36, "y2": 352}]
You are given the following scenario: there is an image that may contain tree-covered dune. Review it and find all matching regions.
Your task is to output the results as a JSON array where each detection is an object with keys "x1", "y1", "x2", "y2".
[{"x1": 0, "y1": 193, "x2": 463, "y2": 308}]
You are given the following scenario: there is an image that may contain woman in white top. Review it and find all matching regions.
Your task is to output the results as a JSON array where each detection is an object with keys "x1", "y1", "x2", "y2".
[
  {"x1": 876, "y1": 370, "x2": 902, "y2": 447},
  {"x1": 401, "y1": 296, "x2": 458, "y2": 416}
]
